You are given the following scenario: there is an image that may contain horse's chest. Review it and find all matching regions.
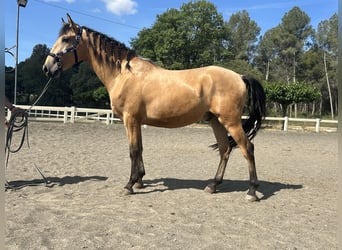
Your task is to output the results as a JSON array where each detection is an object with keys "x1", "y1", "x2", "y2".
[{"x1": 110, "y1": 89, "x2": 142, "y2": 117}]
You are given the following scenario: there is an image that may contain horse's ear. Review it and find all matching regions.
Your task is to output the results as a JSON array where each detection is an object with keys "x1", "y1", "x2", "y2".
[
  {"x1": 66, "y1": 13, "x2": 75, "y2": 26},
  {"x1": 66, "y1": 13, "x2": 79, "y2": 32},
  {"x1": 61, "y1": 17, "x2": 66, "y2": 24}
]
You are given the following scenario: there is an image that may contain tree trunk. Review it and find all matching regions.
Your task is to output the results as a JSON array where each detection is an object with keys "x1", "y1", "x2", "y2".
[
  {"x1": 281, "y1": 104, "x2": 288, "y2": 130},
  {"x1": 265, "y1": 59, "x2": 270, "y2": 81},
  {"x1": 311, "y1": 102, "x2": 315, "y2": 116},
  {"x1": 293, "y1": 51, "x2": 296, "y2": 83},
  {"x1": 323, "y1": 51, "x2": 334, "y2": 119}
]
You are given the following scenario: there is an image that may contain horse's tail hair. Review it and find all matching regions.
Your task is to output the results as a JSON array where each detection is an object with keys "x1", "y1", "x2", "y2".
[
  {"x1": 237, "y1": 75, "x2": 266, "y2": 146},
  {"x1": 211, "y1": 75, "x2": 266, "y2": 150}
]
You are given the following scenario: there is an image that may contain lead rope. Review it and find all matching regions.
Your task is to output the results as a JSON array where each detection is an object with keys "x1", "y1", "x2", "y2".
[{"x1": 5, "y1": 78, "x2": 54, "y2": 190}]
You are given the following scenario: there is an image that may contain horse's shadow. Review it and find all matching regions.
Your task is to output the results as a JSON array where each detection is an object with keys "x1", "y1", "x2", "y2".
[
  {"x1": 143, "y1": 178, "x2": 303, "y2": 200},
  {"x1": 6, "y1": 175, "x2": 302, "y2": 201},
  {"x1": 6, "y1": 175, "x2": 108, "y2": 190}
]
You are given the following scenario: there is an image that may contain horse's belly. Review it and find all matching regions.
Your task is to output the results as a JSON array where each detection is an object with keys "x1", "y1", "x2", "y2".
[{"x1": 144, "y1": 98, "x2": 207, "y2": 128}]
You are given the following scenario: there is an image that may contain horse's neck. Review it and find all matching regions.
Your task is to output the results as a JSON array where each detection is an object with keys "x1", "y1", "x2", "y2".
[
  {"x1": 81, "y1": 30, "x2": 131, "y2": 89},
  {"x1": 86, "y1": 46, "x2": 124, "y2": 91}
]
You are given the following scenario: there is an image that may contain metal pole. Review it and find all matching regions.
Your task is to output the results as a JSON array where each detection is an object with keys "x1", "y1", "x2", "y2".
[{"x1": 14, "y1": 3, "x2": 20, "y2": 105}]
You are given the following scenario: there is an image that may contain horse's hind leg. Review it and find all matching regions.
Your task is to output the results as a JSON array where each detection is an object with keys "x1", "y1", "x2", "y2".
[
  {"x1": 225, "y1": 123, "x2": 259, "y2": 201},
  {"x1": 204, "y1": 117, "x2": 232, "y2": 194}
]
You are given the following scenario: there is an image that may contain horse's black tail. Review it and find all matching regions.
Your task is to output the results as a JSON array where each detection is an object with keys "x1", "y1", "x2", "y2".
[
  {"x1": 211, "y1": 75, "x2": 266, "y2": 149},
  {"x1": 235, "y1": 75, "x2": 266, "y2": 147}
]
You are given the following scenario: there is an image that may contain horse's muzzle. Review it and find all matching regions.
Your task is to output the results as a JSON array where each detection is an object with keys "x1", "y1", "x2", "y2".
[{"x1": 42, "y1": 64, "x2": 60, "y2": 78}]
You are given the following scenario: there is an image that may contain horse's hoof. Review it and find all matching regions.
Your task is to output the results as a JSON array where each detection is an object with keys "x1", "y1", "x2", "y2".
[
  {"x1": 246, "y1": 194, "x2": 259, "y2": 202},
  {"x1": 204, "y1": 185, "x2": 216, "y2": 194},
  {"x1": 121, "y1": 187, "x2": 134, "y2": 195},
  {"x1": 134, "y1": 181, "x2": 144, "y2": 189}
]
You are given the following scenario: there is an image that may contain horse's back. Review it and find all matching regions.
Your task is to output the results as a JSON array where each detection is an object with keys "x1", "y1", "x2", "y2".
[{"x1": 176, "y1": 65, "x2": 247, "y2": 104}]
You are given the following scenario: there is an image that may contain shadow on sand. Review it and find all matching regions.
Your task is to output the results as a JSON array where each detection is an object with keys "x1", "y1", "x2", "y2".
[
  {"x1": 5, "y1": 175, "x2": 108, "y2": 190},
  {"x1": 6, "y1": 176, "x2": 302, "y2": 201},
  {"x1": 142, "y1": 178, "x2": 303, "y2": 200}
]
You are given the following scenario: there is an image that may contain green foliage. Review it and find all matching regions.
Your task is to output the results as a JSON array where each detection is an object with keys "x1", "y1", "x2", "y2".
[
  {"x1": 255, "y1": 7, "x2": 314, "y2": 83},
  {"x1": 224, "y1": 10, "x2": 260, "y2": 62},
  {"x1": 264, "y1": 82, "x2": 321, "y2": 116},
  {"x1": 317, "y1": 13, "x2": 338, "y2": 54},
  {"x1": 297, "y1": 45, "x2": 324, "y2": 84},
  {"x1": 93, "y1": 86, "x2": 109, "y2": 102},
  {"x1": 131, "y1": 0, "x2": 226, "y2": 69},
  {"x1": 69, "y1": 62, "x2": 109, "y2": 107},
  {"x1": 265, "y1": 82, "x2": 320, "y2": 104}
]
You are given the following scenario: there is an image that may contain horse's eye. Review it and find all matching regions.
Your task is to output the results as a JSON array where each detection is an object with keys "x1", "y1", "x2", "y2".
[{"x1": 62, "y1": 37, "x2": 69, "y2": 43}]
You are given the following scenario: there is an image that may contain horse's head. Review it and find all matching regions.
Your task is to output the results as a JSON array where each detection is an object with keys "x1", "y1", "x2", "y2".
[{"x1": 43, "y1": 14, "x2": 86, "y2": 78}]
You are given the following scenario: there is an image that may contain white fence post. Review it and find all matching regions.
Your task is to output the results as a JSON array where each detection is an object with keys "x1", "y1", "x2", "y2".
[
  {"x1": 106, "y1": 112, "x2": 110, "y2": 125},
  {"x1": 63, "y1": 107, "x2": 68, "y2": 123},
  {"x1": 283, "y1": 116, "x2": 289, "y2": 131},
  {"x1": 70, "y1": 106, "x2": 76, "y2": 123},
  {"x1": 315, "y1": 118, "x2": 320, "y2": 133}
]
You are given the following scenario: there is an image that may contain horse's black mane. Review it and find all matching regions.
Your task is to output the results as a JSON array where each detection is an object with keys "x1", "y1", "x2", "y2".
[{"x1": 59, "y1": 24, "x2": 137, "y2": 71}]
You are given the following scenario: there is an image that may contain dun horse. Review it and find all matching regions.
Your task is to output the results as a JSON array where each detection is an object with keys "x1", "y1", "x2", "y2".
[{"x1": 43, "y1": 14, "x2": 266, "y2": 201}]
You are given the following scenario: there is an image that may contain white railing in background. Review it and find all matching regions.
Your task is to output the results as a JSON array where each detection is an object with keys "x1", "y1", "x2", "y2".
[
  {"x1": 264, "y1": 116, "x2": 338, "y2": 133},
  {"x1": 7, "y1": 105, "x2": 338, "y2": 133},
  {"x1": 9, "y1": 105, "x2": 121, "y2": 125}
]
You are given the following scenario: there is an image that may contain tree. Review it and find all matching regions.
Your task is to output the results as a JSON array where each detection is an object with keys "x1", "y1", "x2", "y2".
[
  {"x1": 264, "y1": 82, "x2": 321, "y2": 117},
  {"x1": 131, "y1": 0, "x2": 226, "y2": 69},
  {"x1": 255, "y1": 7, "x2": 314, "y2": 84},
  {"x1": 16, "y1": 44, "x2": 53, "y2": 104},
  {"x1": 296, "y1": 45, "x2": 324, "y2": 115},
  {"x1": 255, "y1": 28, "x2": 278, "y2": 81},
  {"x1": 69, "y1": 62, "x2": 109, "y2": 108},
  {"x1": 224, "y1": 10, "x2": 260, "y2": 63},
  {"x1": 5, "y1": 66, "x2": 15, "y2": 102},
  {"x1": 278, "y1": 7, "x2": 314, "y2": 83},
  {"x1": 316, "y1": 14, "x2": 338, "y2": 119}
]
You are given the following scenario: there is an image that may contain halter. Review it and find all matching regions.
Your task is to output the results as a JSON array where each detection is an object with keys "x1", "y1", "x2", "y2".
[{"x1": 48, "y1": 27, "x2": 83, "y2": 69}]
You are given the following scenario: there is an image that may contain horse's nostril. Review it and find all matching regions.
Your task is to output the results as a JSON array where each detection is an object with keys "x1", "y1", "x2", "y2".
[{"x1": 42, "y1": 65, "x2": 48, "y2": 73}]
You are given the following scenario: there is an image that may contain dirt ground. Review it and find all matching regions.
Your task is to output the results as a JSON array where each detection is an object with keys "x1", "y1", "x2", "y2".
[{"x1": 5, "y1": 122, "x2": 338, "y2": 249}]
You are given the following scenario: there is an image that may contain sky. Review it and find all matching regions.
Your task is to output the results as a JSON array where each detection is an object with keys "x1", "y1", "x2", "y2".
[{"x1": 5, "y1": 0, "x2": 337, "y2": 67}]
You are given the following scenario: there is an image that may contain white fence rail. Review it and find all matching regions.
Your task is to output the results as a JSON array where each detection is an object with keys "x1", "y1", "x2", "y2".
[
  {"x1": 7, "y1": 105, "x2": 338, "y2": 133},
  {"x1": 9, "y1": 105, "x2": 121, "y2": 125},
  {"x1": 262, "y1": 116, "x2": 338, "y2": 133}
]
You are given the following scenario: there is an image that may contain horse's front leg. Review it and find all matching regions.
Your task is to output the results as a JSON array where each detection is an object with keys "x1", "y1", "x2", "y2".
[
  {"x1": 134, "y1": 131, "x2": 145, "y2": 189},
  {"x1": 123, "y1": 114, "x2": 145, "y2": 195}
]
